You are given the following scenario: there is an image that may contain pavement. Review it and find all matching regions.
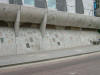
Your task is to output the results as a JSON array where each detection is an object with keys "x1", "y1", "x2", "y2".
[
  {"x1": 0, "y1": 45, "x2": 100, "y2": 67},
  {"x1": 0, "y1": 51, "x2": 100, "y2": 75}
]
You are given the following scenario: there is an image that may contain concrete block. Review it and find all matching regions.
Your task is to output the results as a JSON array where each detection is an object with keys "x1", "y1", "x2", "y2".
[
  {"x1": 16, "y1": 28, "x2": 41, "y2": 55},
  {"x1": 16, "y1": 28, "x2": 32, "y2": 55},
  {"x1": 42, "y1": 29, "x2": 100, "y2": 50},
  {"x1": 47, "y1": 30, "x2": 65, "y2": 50},
  {"x1": 0, "y1": 27, "x2": 16, "y2": 56}
]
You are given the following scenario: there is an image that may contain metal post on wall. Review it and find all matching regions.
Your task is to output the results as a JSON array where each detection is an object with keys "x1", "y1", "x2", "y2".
[{"x1": 40, "y1": 10, "x2": 47, "y2": 38}]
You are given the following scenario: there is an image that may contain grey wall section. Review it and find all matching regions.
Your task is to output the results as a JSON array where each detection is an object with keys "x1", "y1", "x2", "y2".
[
  {"x1": 75, "y1": 0, "x2": 84, "y2": 14},
  {"x1": 35, "y1": 0, "x2": 47, "y2": 8},
  {"x1": 56, "y1": 0, "x2": 67, "y2": 11},
  {"x1": 9, "y1": 0, "x2": 22, "y2": 5}
]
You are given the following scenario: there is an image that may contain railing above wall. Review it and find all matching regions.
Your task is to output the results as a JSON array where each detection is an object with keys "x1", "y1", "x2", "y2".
[
  {"x1": 0, "y1": 3, "x2": 99, "y2": 37},
  {"x1": 9, "y1": 0, "x2": 67, "y2": 11},
  {"x1": 0, "y1": 3, "x2": 100, "y2": 28},
  {"x1": 0, "y1": 0, "x2": 95, "y2": 16}
]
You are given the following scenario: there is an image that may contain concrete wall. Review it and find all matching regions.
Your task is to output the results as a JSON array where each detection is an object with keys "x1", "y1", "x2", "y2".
[{"x1": 0, "y1": 27, "x2": 99, "y2": 56}]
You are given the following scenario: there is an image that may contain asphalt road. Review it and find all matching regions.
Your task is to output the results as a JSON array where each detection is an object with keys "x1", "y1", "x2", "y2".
[{"x1": 0, "y1": 52, "x2": 100, "y2": 75}]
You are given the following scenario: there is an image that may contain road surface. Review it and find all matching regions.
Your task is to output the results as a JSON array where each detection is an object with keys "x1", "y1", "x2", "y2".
[{"x1": 0, "y1": 52, "x2": 100, "y2": 75}]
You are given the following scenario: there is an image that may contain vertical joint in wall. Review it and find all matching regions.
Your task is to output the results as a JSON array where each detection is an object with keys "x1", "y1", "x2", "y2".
[
  {"x1": 14, "y1": 5, "x2": 21, "y2": 37},
  {"x1": 40, "y1": 9, "x2": 47, "y2": 38}
]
